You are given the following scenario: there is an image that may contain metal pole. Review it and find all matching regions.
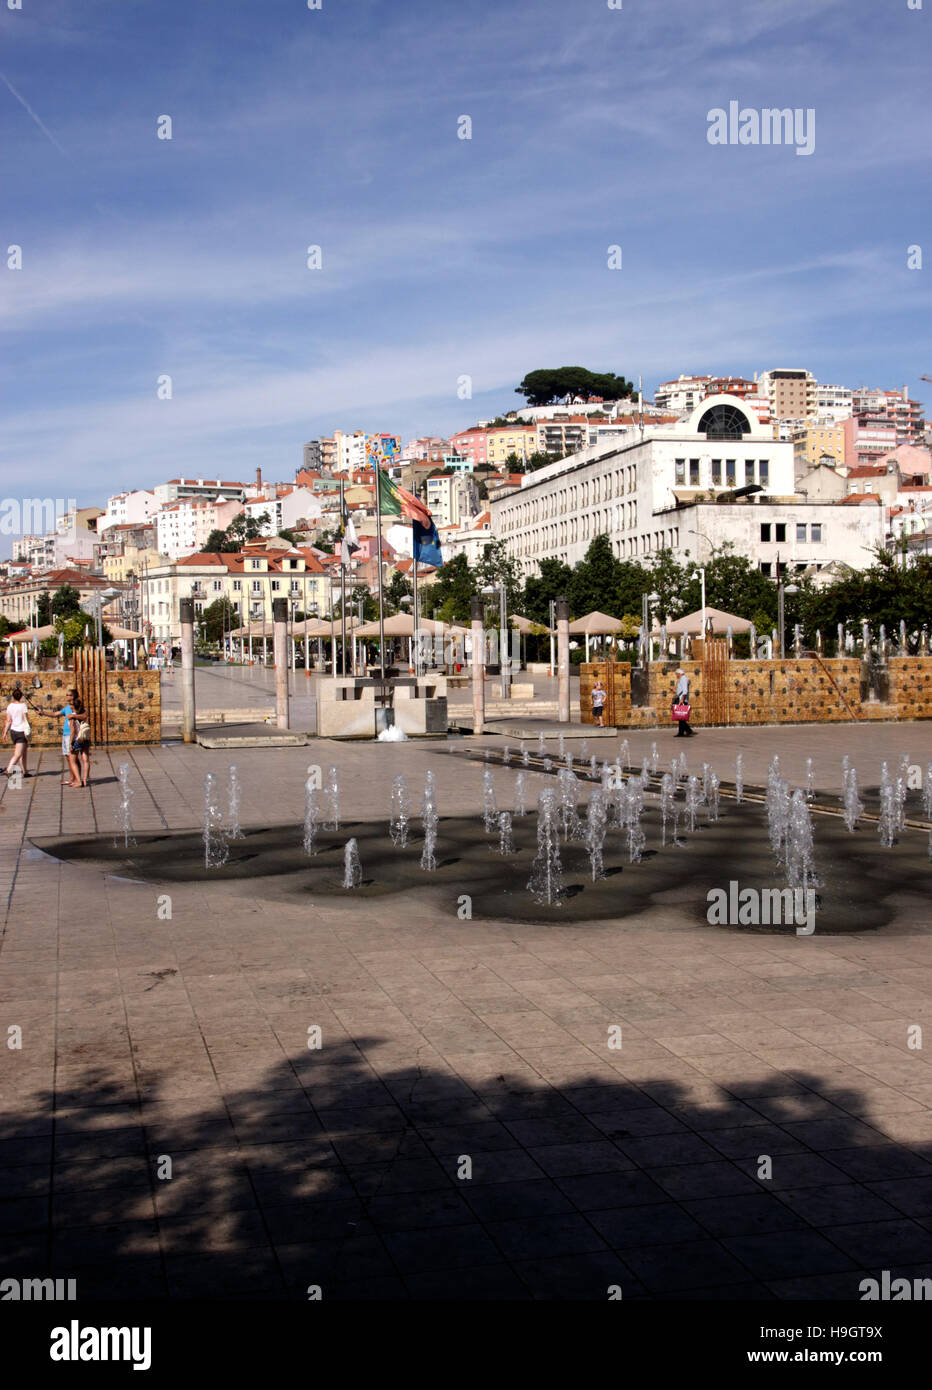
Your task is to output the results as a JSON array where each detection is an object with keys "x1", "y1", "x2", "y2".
[
  {"x1": 549, "y1": 598, "x2": 556, "y2": 676},
  {"x1": 499, "y1": 585, "x2": 508, "y2": 700},
  {"x1": 556, "y1": 596, "x2": 570, "y2": 723},
  {"x1": 179, "y1": 596, "x2": 196, "y2": 743},
  {"x1": 470, "y1": 595, "x2": 485, "y2": 736},
  {"x1": 374, "y1": 458, "x2": 387, "y2": 678},
  {"x1": 272, "y1": 597, "x2": 289, "y2": 729},
  {"x1": 776, "y1": 550, "x2": 783, "y2": 658}
]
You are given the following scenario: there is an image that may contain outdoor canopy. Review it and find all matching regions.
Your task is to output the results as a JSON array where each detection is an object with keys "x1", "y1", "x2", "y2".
[
  {"x1": 567, "y1": 611, "x2": 626, "y2": 635},
  {"x1": 664, "y1": 605, "x2": 753, "y2": 635}
]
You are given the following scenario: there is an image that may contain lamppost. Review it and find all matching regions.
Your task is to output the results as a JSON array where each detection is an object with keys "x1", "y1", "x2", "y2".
[
  {"x1": 693, "y1": 566, "x2": 707, "y2": 639},
  {"x1": 482, "y1": 583, "x2": 509, "y2": 699},
  {"x1": 776, "y1": 556, "x2": 799, "y2": 659},
  {"x1": 94, "y1": 586, "x2": 121, "y2": 649},
  {"x1": 640, "y1": 590, "x2": 659, "y2": 663}
]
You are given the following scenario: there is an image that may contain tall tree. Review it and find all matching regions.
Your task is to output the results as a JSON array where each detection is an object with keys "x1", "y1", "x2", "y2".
[{"x1": 515, "y1": 367, "x2": 635, "y2": 407}]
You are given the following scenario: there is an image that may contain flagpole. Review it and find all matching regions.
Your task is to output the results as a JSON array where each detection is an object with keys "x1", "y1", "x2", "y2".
[
  {"x1": 339, "y1": 478, "x2": 347, "y2": 677},
  {"x1": 374, "y1": 452, "x2": 387, "y2": 680},
  {"x1": 412, "y1": 517, "x2": 419, "y2": 678}
]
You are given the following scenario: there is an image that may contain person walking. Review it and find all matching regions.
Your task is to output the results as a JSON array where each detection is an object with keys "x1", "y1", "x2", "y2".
[
  {"x1": 3, "y1": 686, "x2": 32, "y2": 777},
  {"x1": 591, "y1": 678, "x2": 607, "y2": 728},
  {"x1": 58, "y1": 688, "x2": 81, "y2": 788},
  {"x1": 71, "y1": 695, "x2": 92, "y2": 788},
  {"x1": 673, "y1": 667, "x2": 697, "y2": 738}
]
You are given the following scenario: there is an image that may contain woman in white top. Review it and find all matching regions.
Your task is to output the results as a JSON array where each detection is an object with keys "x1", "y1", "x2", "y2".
[{"x1": 3, "y1": 686, "x2": 31, "y2": 777}]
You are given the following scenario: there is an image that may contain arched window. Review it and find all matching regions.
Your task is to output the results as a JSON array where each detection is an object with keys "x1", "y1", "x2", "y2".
[{"x1": 698, "y1": 403, "x2": 751, "y2": 440}]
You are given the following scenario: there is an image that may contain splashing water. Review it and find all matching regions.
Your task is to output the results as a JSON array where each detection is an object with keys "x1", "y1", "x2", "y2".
[
  {"x1": 543, "y1": 757, "x2": 553, "y2": 773},
  {"x1": 498, "y1": 811, "x2": 515, "y2": 856},
  {"x1": 482, "y1": 768, "x2": 498, "y2": 832},
  {"x1": 878, "y1": 762, "x2": 898, "y2": 848},
  {"x1": 537, "y1": 732, "x2": 546, "y2": 755},
  {"x1": 701, "y1": 763, "x2": 712, "y2": 803},
  {"x1": 203, "y1": 772, "x2": 229, "y2": 869},
  {"x1": 581, "y1": 739, "x2": 589, "y2": 759},
  {"x1": 806, "y1": 758, "x2": 815, "y2": 801},
  {"x1": 528, "y1": 788, "x2": 564, "y2": 906},
  {"x1": 114, "y1": 763, "x2": 136, "y2": 849},
  {"x1": 514, "y1": 771, "x2": 527, "y2": 817},
  {"x1": 924, "y1": 762, "x2": 932, "y2": 822},
  {"x1": 707, "y1": 772, "x2": 720, "y2": 823},
  {"x1": 558, "y1": 733, "x2": 565, "y2": 758},
  {"x1": 522, "y1": 744, "x2": 530, "y2": 768},
  {"x1": 302, "y1": 775, "x2": 319, "y2": 856},
  {"x1": 502, "y1": 744, "x2": 511, "y2": 766},
  {"x1": 585, "y1": 788, "x2": 607, "y2": 880},
  {"x1": 590, "y1": 754, "x2": 598, "y2": 778},
  {"x1": 786, "y1": 789, "x2": 819, "y2": 896},
  {"x1": 650, "y1": 742, "x2": 660, "y2": 775},
  {"x1": 734, "y1": 754, "x2": 743, "y2": 804},
  {"x1": 325, "y1": 766, "x2": 340, "y2": 830},
  {"x1": 641, "y1": 755, "x2": 650, "y2": 785},
  {"x1": 660, "y1": 772, "x2": 679, "y2": 846},
  {"x1": 343, "y1": 838, "x2": 362, "y2": 888},
  {"x1": 685, "y1": 776, "x2": 704, "y2": 834},
  {"x1": 842, "y1": 767, "x2": 863, "y2": 832},
  {"x1": 420, "y1": 774, "x2": 438, "y2": 871},
  {"x1": 622, "y1": 777, "x2": 646, "y2": 862},
  {"x1": 556, "y1": 767, "x2": 582, "y2": 840},
  {"x1": 564, "y1": 751, "x2": 574, "y2": 774},
  {"x1": 619, "y1": 739, "x2": 630, "y2": 770},
  {"x1": 226, "y1": 765, "x2": 243, "y2": 839},
  {"x1": 766, "y1": 760, "x2": 790, "y2": 859},
  {"x1": 390, "y1": 773, "x2": 411, "y2": 848}
]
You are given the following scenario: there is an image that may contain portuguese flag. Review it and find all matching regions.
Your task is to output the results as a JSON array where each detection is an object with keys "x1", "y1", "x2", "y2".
[{"x1": 377, "y1": 468, "x2": 433, "y2": 529}]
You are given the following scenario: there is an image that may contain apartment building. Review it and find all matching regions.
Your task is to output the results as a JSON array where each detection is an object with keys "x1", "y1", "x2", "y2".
[
  {"x1": 652, "y1": 376, "x2": 713, "y2": 414},
  {"x1": 156, "y1": 497, "x2": 243, "y2": 561},
  {"x1": 757, "y1": 368, "x2": 819, "y2": 421},
  {"x1": 448, "y1": 426, "x2": 489, "y2": 467},
  {"x1": 486, "y1": 425, "x2": 539, "y2": 466},
  {"x1": 791, "y1": 420, "x2": 847, "y2": 473}
]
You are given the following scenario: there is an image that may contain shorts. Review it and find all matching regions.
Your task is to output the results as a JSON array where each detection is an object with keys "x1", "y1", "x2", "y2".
[
  {"x1": 592, "y1": 703, "x2": 605, "y2": 715},
  {"x1": 62, "y1": 733, "x2": 73, "y2": 756},
  {"x1": 74, "y1": 738, "x2": 90, "y2": 755},
  {"x1": 10, "y1": 730, "x2": 26, "y2": 745}
]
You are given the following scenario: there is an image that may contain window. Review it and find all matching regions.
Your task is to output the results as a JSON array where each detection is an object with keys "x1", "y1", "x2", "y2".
[
  {"x1": 212, "y1": 580, "x2": 222, "y2": 592},
  {"x1": 760, "y1": 562, "x2": 772, "y2": 577},
  {"x1": 675, "y1": 458, "x2": 685, "y2": 485},
  {"x1": 712, "y1": 459, "x2": 722, "y2": 485},
  {"x1": 744, "y1": 460, "x2": 754, "y2": 484},
  {"x1": 760, "y1": 523, "x2": 772, "y2": 542},
  {"x1": 725, "y1": 459, "x2": 736, "y2": 486},
  {"x1": 233, "y1": 580, "x2": 241, "y2": 591},
  {"x1": 689, "y1": 459, "x2": 699, "y2": 486},
  {"x1": 251, "y1": 580, "x2": 262, "y2": 593},
  {"x1": 775, "y1": 523, "x2": 786, "y2": 543},
  {"x1": 796, "y1": 523, "x2": 807, "y2": 542},
  {"x1": 271, "y1": 580, "x2": 280, "y2": 591},
  {"x1": 811, "y1": 523, "x2": 822, "y2": 543},
  {"x1": 759, "y1": 459, "x2": 769, "y2": 485}
]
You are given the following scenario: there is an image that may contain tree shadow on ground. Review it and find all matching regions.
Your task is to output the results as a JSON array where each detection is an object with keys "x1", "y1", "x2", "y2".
[{"x1": 2, "y1": 1048, "x2": 932, "y2": 1300}]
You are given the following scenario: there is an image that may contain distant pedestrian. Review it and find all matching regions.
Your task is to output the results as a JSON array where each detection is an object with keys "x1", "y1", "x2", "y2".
[
  {"x1": 58, "y1": 687, "x2": 81, "y2": 788},
  {"x1": 71, "y1": 695, "x2": 92, "y2": 788},
  {"x1": 3, "y1": 686, "x2": 32, "y2": 777},
  {"x1": 673, "y1": 667, "x2": 696, "y2": 738},
  {"x1": 591, "y1": 678, "x2": 607, "y2": 728}
]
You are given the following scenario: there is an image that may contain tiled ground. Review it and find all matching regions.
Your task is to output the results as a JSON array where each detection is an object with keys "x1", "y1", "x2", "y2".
[{"x1": 1, "y1": 721, "x2": 932, "y2": 1300}]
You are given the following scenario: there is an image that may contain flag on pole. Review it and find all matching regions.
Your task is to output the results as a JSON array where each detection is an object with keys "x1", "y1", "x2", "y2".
[
  {"x1": 376, "y1": 470, "x2": 432, "y2": 528},
  {"x1": 413, "y1": 517, "x2": 443, "y2": 568},
  {"x1": 336, "y1": 498, "x2": 360, "y2": 567}
]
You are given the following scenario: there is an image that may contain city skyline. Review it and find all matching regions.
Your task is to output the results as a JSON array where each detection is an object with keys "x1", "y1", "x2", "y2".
[{"x1": 2, "y1": 0, "x2": 930, "y2": 525}]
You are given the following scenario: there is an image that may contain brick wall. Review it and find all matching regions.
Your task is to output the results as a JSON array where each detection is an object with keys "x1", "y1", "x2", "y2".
[
  {"x1": 0, "y1": 671, "x2": 161, "y2": 746},
  {"x1": 581, "y1": 658, "x2": 932, "y2": 728}
]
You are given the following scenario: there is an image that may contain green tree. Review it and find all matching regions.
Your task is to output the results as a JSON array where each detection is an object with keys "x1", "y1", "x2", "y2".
[
  {"x1": 475, "y1": 538, "x2": 523, "y2": 612},
  {"x1": 422, "y1": 552, "x2": 476, "y2": 624},
  {"x1": 386, "y1": 570, "x2": 412, "y2": 610},
  {"x1": 200, "y1": 597, "x2": 238, "y2": 644},
  {"x1": 51, "y1": 584, "x2": 83, "y2": 619},
  {"x1": 203, "y1": 529, "x2": 227, "y2": 553},
  {"x1": 523, "y1": 557, "x2": 573, "y2": 624},
  {"x1": 515, "y1": 367, "x2": 635, "y2": 407},
  {"x1": 36, "y1": 592, "x2": 51, "y2": 625}
]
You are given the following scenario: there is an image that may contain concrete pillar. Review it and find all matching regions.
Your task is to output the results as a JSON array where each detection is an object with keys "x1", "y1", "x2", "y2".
[
  {"x1": 470, "y1": 596, "x2": 485, "y2": 737},
  {"x1": 272, "y1": 598, "x2": 290, "y2": 729},
  {"x1": 556, "y1": 597, "x2": 570, "y2": 724},
  {"x1": 179, "y1": 597, "x2": 196, "y2": 744}
]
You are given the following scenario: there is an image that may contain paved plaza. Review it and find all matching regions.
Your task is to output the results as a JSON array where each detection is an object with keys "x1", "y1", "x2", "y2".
[{"x1": 2, "y1": 716, "x2": 932, "y2": 1300}]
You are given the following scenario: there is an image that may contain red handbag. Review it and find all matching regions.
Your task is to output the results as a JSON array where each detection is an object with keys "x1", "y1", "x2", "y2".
[{"x1": 672, "y1": 702, "x2": 691, "y2": 722}]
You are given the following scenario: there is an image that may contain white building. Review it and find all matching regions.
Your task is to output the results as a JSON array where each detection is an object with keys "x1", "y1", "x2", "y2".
[
  {"x1": 815, "y1": 384, "x2": 854, "y2": 421},
  {"x1": 491, "y1": 394, "x2": 885, "y2": 580},
  {"x1": 437, "y1": 512, "x2": 493, "y2": 567},
  {"x1": 653, "y1": 376, "x2": 713, "y2": 415},
  {"x1": 156, "y1": 497, "x2": 242, "y2": 560},
  {"x1": 243, "y1": 487, "x2": 322, "y2": 535},
  {"x1": 96, "y1": 490, "x2": 159, "y2": 535},
  {"x1": 425, "y1": 472, "x2": 480, "y2": 529}
]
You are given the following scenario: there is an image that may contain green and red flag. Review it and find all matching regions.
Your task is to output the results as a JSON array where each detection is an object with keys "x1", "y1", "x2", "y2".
[{"x1": 376, "y1": 469, "x2": 432, "y2": 529}]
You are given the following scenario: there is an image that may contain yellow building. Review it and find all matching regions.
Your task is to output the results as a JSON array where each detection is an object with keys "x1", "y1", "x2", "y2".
[
  {"x1": 142, "y1": 545, "x2": 331, "y2": 643},
  {"x1": 791, "y1": 421, "x2": 847, "y2": 471},
  {"x1": 102, "y1": 545, "x2": 168, "y2": 584},
  {"x1": 485, "y1": 426, "x2": 539, "y2": 466}
]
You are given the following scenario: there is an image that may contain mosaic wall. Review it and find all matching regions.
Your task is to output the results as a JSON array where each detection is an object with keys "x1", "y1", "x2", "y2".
[
  {"x1": 581, "y1": 658, "x2": 932, "y2": 727},
  {"x1": 0, "y1": 671, "x2": 161, "y2": 746}
]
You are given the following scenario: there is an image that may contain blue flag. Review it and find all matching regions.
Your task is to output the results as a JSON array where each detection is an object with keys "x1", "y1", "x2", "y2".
[{"x1": 413, "y1": 518, "x2": 442, "y2": 568}]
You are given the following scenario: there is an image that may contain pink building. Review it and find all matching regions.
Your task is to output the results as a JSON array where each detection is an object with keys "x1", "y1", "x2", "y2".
[{"x1": 448, "y1": 427, "x2": 489, "y2": 467}]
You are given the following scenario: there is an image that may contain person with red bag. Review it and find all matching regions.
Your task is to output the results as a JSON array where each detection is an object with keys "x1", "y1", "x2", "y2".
[{"x1": 672, "y1": 668, "x2": 696, "y2": 737}]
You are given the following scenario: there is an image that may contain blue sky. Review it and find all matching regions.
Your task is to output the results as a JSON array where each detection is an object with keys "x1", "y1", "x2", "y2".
[{"x1": 1, "y1": 0, "x2": 930, "y2": 542}]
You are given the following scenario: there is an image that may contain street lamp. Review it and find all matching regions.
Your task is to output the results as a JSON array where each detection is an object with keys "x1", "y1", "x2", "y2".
[
  {"x1": 776, "y1": 558, "x2": 799, "y2": 659},
  {"x1": 482, "y1": 583, "x2": 509, "y2": 698},
  {"x1": 94, "y1": 586, "x2": 121, "y2": 649},
  {"x1": 641, "y1": 591, "x2": 659, "y2": 663},
  {"x1": 693, "y1": 567, "x2": 707, "y2": 639}
]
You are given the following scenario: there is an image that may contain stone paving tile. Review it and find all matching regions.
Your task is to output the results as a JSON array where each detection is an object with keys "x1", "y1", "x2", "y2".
[{"x1": 4, "y1": 726, "x2": 932, "y2": 1300}]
